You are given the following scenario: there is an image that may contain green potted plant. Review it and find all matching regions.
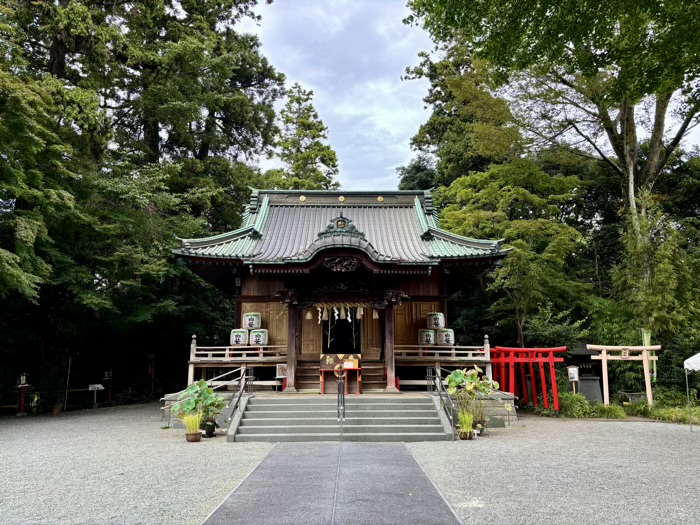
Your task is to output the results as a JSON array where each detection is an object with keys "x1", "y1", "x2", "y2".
[
  {"x1": 182, "y1": 412, "x2": 203, "y2": 442},
  {"x1": 171, "y1": 380, "x2": 226, "y2": 440},
  {"x1": 447, "y1": 366, "x2": 510, "y2": 439},
  {"x1": 457, "y1": 409, "x2": 474, "y2": 440}
]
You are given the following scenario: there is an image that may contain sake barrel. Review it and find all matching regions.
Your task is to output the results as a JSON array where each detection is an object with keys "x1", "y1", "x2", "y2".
[
  {"x1": 418, "y1": 329, "x2": 436, "y2": 345},
  {"x1": 436, "y1": 328, "x2": 454, "y2": 346},
  {"x1": 230, "y1": 329, "x2": 248, "y2": 346},
  {"x1": 426, "y1": 312, "x2": 445, "y2": 329},
  {"x1": 243, "y1": 312, "x2": 261, "y2": 329},
  {"x1": 250, "y1": 329, "x2": 268, "y2": 346}
]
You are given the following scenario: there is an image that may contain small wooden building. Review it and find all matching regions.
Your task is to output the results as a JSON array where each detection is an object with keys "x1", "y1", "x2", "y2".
[{"x1": 175, "y1": 190, "x2": 508, "y2": 392}]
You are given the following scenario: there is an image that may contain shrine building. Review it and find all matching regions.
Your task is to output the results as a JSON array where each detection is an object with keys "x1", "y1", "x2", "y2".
[{"x1": 174, "y1": 189, "x2": 508, "y2": 393}]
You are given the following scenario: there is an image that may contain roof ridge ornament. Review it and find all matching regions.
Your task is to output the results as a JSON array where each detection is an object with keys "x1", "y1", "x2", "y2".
[{"x1": 318, "y1": 214, "x2": 365, "y2": 239}]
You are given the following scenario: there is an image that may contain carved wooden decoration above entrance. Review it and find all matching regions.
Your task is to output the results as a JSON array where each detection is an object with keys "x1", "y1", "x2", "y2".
[
  {"x1": 322, "y1": 256, "x2": 361, "y2": 272},
  {"x1": 318, "y1": 213, "x2": 365, "y2": 239}
]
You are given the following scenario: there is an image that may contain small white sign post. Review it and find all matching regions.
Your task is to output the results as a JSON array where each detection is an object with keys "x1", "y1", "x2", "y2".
[{"x1": 89, "y1": 384, "x2": 104, "y2": 408}]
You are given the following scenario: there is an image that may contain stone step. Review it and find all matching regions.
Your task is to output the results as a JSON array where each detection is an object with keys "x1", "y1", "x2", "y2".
[
  {"x1": 233, "y1": 432, "x2": 449, "y2": 442},
  {"x1": 239, "y1": 417, "x2": 442, "y2": 426},
  {"x1": 243, "y1": 409, "x2": 438, "y2": 418},
  {"x1": 245, "y1": 402, "x2": 434, "y2": 410},
  {"x1": 237, "y1": 424, "x2": 446, "y2": 434},
  {"x1": 248, "y1": 400, "x2": 433, "y2": 407}
]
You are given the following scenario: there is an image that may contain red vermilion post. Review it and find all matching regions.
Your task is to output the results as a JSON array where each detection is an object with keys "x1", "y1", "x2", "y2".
[
  {"x1": 549, "y1": 350, "x2": 560, "y2": 411},
  {"x1": 520, "y1": 363, "x2": 529, "y2": 403},
  {"x1": 508, "y1": 349, "x2": 516, "y2": 396},
  {"x1": 539, "y1": 356, "x2": 550, "y2": 409},
  {"x1": 529, "y1": 361, "x2": 538, "y2": 406}
]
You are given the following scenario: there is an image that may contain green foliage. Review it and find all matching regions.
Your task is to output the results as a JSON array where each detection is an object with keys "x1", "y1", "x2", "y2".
[
  {"x1": 404, "y1": 41, "x2": 522, "y2": 186},
  {"x1": 446, "y1": 366, "x2": 500, "y2": 428},
  {"x1": 396, "y1": 154, "x2": 438, "y2": 191},
  {"x1": 182, "y1": 412, "x2": 202, "y2": 434},
  {"x1": 269, "y1": 83, "x2": 339, "y2": 190},
  {"x1": 524, "y1": 305, "x2": 589, "y2": 350},
  {"x1": 622, "y1": 401, "x2": 652, "y2": 418},
  {"x1": 648, "y1": 407, "x2": 700, "y2": 425},
  {"x1": 457, "y1": 409, "x2": 474, "y2": 437},
  {"x1": 558, "y1": 393, "x2": 592, "y2": 418},
  {"x1": 590, "y1": 403, "x2": 627, "y2": 420},
  {"x1": 171, "y1": 380, "x2": 226, "y2": 423},
  {"x1": 439, "y1": 159, "x2": 589, "y2": 346},
  {"x1": 613, "y1": 193, "x2": 699, "y2": 340}
]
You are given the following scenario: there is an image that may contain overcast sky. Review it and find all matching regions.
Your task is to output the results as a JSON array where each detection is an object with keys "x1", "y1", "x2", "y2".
[
  {"x1": 241, "y1": 1, "x2": 700, "y2": 192},
  {"x1": 240, "y1": 0, "x2": 433, "y2": 191}
]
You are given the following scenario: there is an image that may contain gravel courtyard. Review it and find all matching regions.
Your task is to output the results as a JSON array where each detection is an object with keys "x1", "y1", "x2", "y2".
[
  {"x1": 408, "y1": 415, "x2": 700, "y2": 525},
  {"x1": 1, "y1": 404, "x2": 699, "y2": 525}
]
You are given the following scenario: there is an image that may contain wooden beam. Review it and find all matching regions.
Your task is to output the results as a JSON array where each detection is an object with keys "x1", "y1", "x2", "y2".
[
  {"x1": 601, "y1": 349, "x2": 610, "y2": 406},
  {"x1": 384, "y1": 303, "x2": 398, "y2": 392},
  {"x1": 642, "y1": 349, "x2": 653, "y2": 406},
  {"x1": 284, "y1": 304, "x2": 299, "y2": 392}
]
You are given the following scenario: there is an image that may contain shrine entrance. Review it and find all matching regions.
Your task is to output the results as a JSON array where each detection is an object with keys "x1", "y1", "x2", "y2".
[{"x1": 322, "y1": 318, "x2": 362, "y2": 355}]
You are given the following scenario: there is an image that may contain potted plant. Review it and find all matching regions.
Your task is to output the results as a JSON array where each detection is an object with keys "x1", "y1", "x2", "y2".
[
  {"x1": 171, "y1": 379, "x2": 226, "y2": 440},
  {"x1": 182, "y1": 412, "x2": 202, "y2": 442},
  {"x1": 457, "y1": 409, "x2": 474, "y2": 440},
  {"x1": 447, "y1": 366, "x2": 509, "y2": 439}
]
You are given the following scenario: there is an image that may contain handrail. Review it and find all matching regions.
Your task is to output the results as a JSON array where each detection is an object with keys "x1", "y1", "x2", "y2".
[
  {"x1": 337, "y1": 373, "x2": 346, "y2": 440},
  {"x1": 428, "y1": 366, "x2": 455, "y2": 441},
  {"x1": 226, "y1": 366, "x2": 249, "y2": 427},
  {"x1": 160, "y1": 367, "x2": 245, "y2": 428}
]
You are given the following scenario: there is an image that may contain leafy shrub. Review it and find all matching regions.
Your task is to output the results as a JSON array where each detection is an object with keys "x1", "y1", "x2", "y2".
[
  {"x1": 590, "y1": 403, "x2": 627, "y2": 419},
  {"x1": 652, "y1": 386, "x2": 692, "y2": 408},
  {"x1": 650, "y1": 407, "x2": 700, "y2": 424},
  {"x1": 559, "y1": 392, "x2": 592, "y2": 418},
  {"x1": 623, "y1": 401, "x2": 652, "y2": 417}
]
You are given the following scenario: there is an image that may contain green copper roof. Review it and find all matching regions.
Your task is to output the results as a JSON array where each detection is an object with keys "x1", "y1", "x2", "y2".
[{"x1": 175, "y1": 189, "x2": 507, "y2": 265}]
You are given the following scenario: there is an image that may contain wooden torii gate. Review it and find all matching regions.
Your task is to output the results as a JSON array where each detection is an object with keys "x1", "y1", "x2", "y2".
[{"x1": 586, "y1": 345, "x2": 661, "y2": 406}]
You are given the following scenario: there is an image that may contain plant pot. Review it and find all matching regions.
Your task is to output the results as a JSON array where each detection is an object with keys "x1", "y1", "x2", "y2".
[
  {"x1": 458, "y1": 430, "x2": 474, "y2": 440},
  {"x1": 203, "y1": 422, "x2": 216, "y2": 438},
  {"x1": 185, "y1": 432, "x2": 202, "y2": 443}
]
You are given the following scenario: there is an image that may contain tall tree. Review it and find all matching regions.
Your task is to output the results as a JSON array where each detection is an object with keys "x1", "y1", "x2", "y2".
[
  {"x1": 396, "y1": 154, "x2": 438, "y2": 190},
  {"x1": 406, "y1": 0, "x2": 700, "y2": 233},
  {"x1": 438, "y1": 159, "x2": 587, "y2": 347},
  {"x1": 407, "y1": 0, "x2": 700, "y2": 343},
  {"x1": 404, "y1": 40, "x2": 523, "y2": 187},
  {"x1": 270, "y1": 83, "x2": 339, "y2": 190}
]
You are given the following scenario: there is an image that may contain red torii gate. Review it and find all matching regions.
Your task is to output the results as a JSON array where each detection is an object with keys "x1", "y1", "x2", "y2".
[{"x1": 491, "y1": 346, "x2": 566, "y2": 411}]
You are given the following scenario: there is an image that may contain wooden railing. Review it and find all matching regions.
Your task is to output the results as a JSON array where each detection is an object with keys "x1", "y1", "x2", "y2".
[
  {"x1": 187, "y1": 335, "x2": 287, "y2": 384},
  {"x1": 395, "y1": 345, "x2": 490, "y2": 361}
]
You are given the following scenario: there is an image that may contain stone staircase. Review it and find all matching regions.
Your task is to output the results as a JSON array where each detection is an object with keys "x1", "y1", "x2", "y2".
[{"x1": 228, "y1": 395, "x2": 452, "y2": 442}]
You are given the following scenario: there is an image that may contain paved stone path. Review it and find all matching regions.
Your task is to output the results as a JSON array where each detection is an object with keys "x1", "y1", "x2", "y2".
[{"x1": 202, "y1": 442, "x2": 463, "y2": 525}]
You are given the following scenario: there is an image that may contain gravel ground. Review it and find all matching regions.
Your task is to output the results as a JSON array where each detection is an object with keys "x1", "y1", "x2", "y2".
[
  {"x1": 3, "y1": 406, "x2": 699, "y2": 525},
  {"x1": 0, "y1": 403, "x2": 274, "y2": 525},
  {"x1": 407, "y1": 415, "x2": 700, "y2": 525}
]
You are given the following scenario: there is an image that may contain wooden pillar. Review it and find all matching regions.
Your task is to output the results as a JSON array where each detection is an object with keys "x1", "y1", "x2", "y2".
[
  {"x1": 642, "y1": 349, "x2": 653, "y2": 406},
  {"x1": 384, "y1": 303, "x2": 399, "y2": 393},
  {"x1": 520, "y1": 364, "x2": 529, "y2": 404},
  {"x1": 508, "y1": 350, "x2": 516, "y2": 395},
  {"x1": 484, "y1": 335, "x2": 493, "y2": 380},
  {"x1": 601, "y1": 349, "x2": 610, "y2": 406},
  {"x1": 549, "y1": 351, "x2": 560, "y2": 411},
  {"x1": 529, "y1": 361, "x2": 538, "y2": 406},
  {"x1": 284, "y1": 304, "x2": 299, "y2": 392},
  {"x1": 539, "y1": 359, "x2": 550, "y2": 409},
  {"x1": 187, "y1": 335, "x2": 196, "y2": 385}
]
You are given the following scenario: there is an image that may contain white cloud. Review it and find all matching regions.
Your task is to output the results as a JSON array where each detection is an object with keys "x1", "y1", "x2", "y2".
[{"x1": 240, "y1": 0, "x2": 434, "y2": 190}]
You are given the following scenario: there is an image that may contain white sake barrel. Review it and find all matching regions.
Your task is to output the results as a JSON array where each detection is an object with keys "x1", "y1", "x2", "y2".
[
  {"x1": 250, "y1": 329, "x2": 268, "y2": 346},
  {"x1": 418, "y1": 329, "x2": 436, "y2": 345},
  {"x1": 426, "y1": 312, "x2": 445, "y2": 329},
  {"x1": 230, "y1": 329, "x2": 248, "y2": 346},
  {"x1": 243, "y1": 312, "x2": 261, "y2": 329},
  {"x1": 436, "y1": 328, "x2": 454, "y2": 346}
]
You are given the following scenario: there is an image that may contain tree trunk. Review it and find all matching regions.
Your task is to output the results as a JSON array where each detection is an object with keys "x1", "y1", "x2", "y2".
[{"x1": 49, "y1": 29, "x2": 68, "y2": 78}]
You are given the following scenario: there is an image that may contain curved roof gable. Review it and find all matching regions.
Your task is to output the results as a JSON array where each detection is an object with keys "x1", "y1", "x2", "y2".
[{"x1": 175, "y1": 189, "x2": 507, "y2": 265}]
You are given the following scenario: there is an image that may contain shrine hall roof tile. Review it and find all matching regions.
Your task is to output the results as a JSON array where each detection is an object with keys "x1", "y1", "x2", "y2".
[{"x1": 175, "y1": 190, "x2": 507, "y2": 265}]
